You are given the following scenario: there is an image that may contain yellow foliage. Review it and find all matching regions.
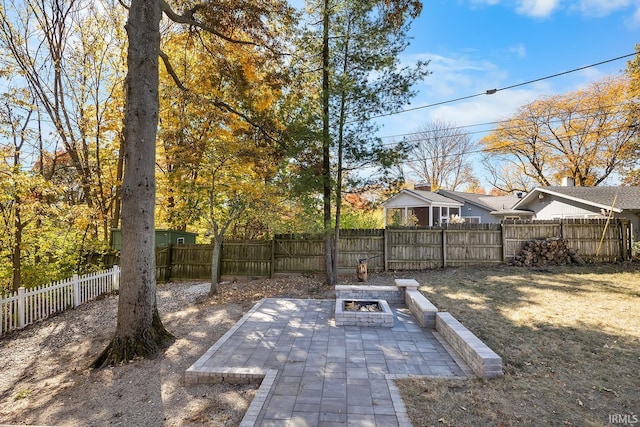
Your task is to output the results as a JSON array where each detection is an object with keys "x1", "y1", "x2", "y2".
[{"x1": 481, "y1": 75, "x2": 636, "y2": 187}]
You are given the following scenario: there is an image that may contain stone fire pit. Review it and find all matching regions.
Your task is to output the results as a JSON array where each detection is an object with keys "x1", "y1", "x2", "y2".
[{"x1": 335, "y1": 298, "x2": 394, "y2": 327}]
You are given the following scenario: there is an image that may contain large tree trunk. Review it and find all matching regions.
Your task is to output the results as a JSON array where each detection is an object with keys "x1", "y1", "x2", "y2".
[
  {"x1": 321, "y1": 0, "x2": 335, "y2": 286},
  {"x1": 94, "y1": 0, "x2": 172, "y2": 368}
]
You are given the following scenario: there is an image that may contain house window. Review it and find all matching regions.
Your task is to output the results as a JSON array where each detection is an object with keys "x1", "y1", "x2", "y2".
[
  {"x1": 176, "y1": 237, "x2": 185, "y2": 245},
  {"x1": 462, "y1": 216, "x2": 481, "y2": 224}
]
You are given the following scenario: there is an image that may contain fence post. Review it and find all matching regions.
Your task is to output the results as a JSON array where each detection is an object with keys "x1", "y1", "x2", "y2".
[
  {"x1": 72, "y1": 274, "x2": 80, "y2": 308},
  {"x1": 441, "y1": 227, "x2": 447, "y2": 268},
  {"x1": 270, "y1": 238, "x2": 275, "y2": 279},
  {"x1": 18, "y1": 287, "x2": 25, "y2": 329},
  {"x1": 501, "y1": 223, "x2": 507, "y2": 263},
  {"x1": 383, "y1": 228, "x2": 389, "y2": 272},
  {"x1": 112, "y1": 265, "x2": 120, "y2": 291}
]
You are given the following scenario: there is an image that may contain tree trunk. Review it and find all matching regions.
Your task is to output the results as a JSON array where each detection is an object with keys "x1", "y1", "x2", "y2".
[
  {"x1": 94, "y1": 0, "x2": 173, "y2": 368},
  {"x1": 109, "y1": 133, "x2": 124, "y2": 246},
  {"x1": 209, "y1": 237, "x2": 222, "y2": 296},
  {"x1": 322, "y1": 0, "x2": 335, "y2": 286},
  {"x1": 11, "y1": 220, "x2": 22, "y2": 292}
]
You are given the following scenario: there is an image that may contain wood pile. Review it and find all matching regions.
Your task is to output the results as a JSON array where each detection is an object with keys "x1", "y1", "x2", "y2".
[{"x1": 510, "y1": 237, "x2": 586, "y2": 267}]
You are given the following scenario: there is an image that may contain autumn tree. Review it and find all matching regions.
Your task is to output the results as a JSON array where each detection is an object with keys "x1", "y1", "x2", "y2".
[
  {"x1": 406, "y1": 120, "x2": 476, "y2": 191},
  {"x1": 94, "y1": 0, "x2": 294, "y2": 365},
  {"x1": 0, "y1": 0, "x2": 127, "y2": 244},
  {"x1": 156, "y1": 30, "x2": 288, "y2": 295},
  {"x1": 0, "y1": 88, "x2": 35, "y2": 291},
  {"x1": 481, "y1": 75, "x2": 638, "y2": 189},
  {"x1": 622, "y1": 44, "x2": 640, "y2": 185}
]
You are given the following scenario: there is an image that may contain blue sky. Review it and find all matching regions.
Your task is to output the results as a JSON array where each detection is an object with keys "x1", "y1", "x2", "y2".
[{"x1": 372, "y1": 0, "x2": 638, "y2": 187}]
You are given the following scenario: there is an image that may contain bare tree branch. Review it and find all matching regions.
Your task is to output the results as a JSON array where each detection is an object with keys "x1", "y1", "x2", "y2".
[
  {"x1": 159, "y1": 0, "x2": 258, "y2": 47},
  {"x1": 159, "y1": 50, "x2": 188, "y2": 91}
]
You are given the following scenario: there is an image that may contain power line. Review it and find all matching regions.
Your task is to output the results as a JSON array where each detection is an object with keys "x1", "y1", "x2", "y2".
[
  {"x1": 366, "y1": 52, "x2": 637, "y2": 121},
  {"x1": 398, "y1": 123, "x2": 636, "y2": 165},
  {"x1": 376, "y1": 101, "x2": 635, "y2": 144}
]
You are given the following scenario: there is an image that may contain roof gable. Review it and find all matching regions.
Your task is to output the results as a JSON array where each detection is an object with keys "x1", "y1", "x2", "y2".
[
  {"x1": 436, "y1": 190, "x2": 521, "y2": 211},
  {"x1": 382, "y1": 189, "x2": 463, "y2": 208},
  {"x1": 514, "y1": 186, "x2": 640, "y2": 212}
]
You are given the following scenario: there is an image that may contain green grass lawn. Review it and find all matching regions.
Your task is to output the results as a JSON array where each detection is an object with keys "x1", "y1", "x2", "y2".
[{"x1": 396, "y1": 263, "x2": 640, "y2": 427}]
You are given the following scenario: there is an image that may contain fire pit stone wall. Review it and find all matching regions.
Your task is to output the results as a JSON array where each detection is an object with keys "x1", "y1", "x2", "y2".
[
  {"x1": 334, "y1": 285, "x2": 404, "y2": 304},
  {"x1": 335, "y1": 298, "x2": 394, "y2": 327}
]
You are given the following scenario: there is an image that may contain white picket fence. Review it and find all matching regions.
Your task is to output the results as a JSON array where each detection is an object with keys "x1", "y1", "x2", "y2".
[{"x1": 1, "y1": 265, "x2": 120, "y2": 336}]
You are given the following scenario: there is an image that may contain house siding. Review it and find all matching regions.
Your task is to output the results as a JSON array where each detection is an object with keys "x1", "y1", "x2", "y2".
[
  {"x1": 460, "y1": 203, "x2": 499, "y2": 224},
  {"x1": 522, "y1": 195, "x2": 639, "y2": 240},
  {"x1": 534, "y1": 197, "x2": 605, "y2": 219},
  {"x1": 384, "y1": 192, "x2": 424, "y2": 208}
]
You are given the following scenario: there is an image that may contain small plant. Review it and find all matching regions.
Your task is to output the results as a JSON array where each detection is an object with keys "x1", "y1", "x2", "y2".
[
  {"x1": 632, "y1": 240, "x2": 640, "y2": 259},
  {"x1": 14, "y1": 389, "x2": 31, "y2": 400}
]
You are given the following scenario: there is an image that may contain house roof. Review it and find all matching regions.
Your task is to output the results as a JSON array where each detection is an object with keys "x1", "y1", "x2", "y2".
[
  {"x1": 489, "y1": 209, "x2": 535, "y2": 217},
  {"x1": 382, "y1": 189, "x2": 463, "y2": 207},
  {"x1": 513, "y1": 186, "x2": 640, "y2": 212},
  {"x1": 436, "y1": 190, "x2": 522, "y2": 211}
]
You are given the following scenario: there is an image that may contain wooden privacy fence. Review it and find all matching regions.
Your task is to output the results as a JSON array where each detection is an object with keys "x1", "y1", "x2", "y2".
[
  {"x1": 144, "y1": 219, "x2": 632, "y2": 282},
  {"x1": 1, "y1": 266, "x2": 120, "y2": 337}
]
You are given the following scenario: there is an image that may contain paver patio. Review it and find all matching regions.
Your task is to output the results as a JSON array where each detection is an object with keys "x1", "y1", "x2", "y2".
[{"x1": 186, "y1": 298, "x2": 472, "y2": 426}]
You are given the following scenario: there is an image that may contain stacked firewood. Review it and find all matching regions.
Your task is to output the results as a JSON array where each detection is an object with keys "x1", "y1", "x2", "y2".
[{"x1": 510, "y1": 237, "x2": 586, "y2": 267}]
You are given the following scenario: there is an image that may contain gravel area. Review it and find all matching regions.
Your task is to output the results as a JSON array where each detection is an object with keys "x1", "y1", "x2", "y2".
[{"x1": 0, "y1": 276, "x2": 335, "y2": 426}]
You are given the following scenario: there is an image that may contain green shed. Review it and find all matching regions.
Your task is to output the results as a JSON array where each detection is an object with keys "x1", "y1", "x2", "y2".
[{"x1": 110, "y1": 229, "x2": 197, "y2": 251}]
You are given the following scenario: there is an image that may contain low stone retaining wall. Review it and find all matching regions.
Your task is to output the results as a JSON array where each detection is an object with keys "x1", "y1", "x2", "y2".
[
  {"x1": 405, "y1": 289, "x2": 438, "y2": 329},
  {"x1": 436, "y1": 312, "x2": 503, "y2": 378},
  {"x1": 336, "y1": 278, "x2": 503, "y2": 379}
]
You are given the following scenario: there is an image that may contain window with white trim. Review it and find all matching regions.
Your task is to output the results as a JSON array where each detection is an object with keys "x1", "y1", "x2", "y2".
[{"x1": 461, "y1": 216, "x2": 481, "y2": 224}]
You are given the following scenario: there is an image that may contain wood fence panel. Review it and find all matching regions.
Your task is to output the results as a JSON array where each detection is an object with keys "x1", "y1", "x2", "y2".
[
  {"x1": 156, "y1": 247, "x2": 171, "y2": 282},
  {"x1": 502, "y1": 221, "x2": 562, "y2": 260},
  {"x1": 337, "y1": 229, "x2": 385, "y2": 274},
  {"x1": 445, "y1": 226, "x2": 503, "y2": 266},
  {"x1": 273, "y1": 234, "x2": 325, "y2": 274},
  {"x1": 169, "y1": 245, "x2": 212, "y2": 280},
  {"x1": 221, "y1": 240, "x2": 272, "y2": 277},
  {"x1": 561, "y1": 219, "x2": 626, "y2": 262},
  {"x1": 386, "y1": 228, "x2": 442, "y2": 270}
]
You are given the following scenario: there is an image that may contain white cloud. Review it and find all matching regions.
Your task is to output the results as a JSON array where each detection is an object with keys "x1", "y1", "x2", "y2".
[
  {"x1": 469, "y1": 0, "x2": 502, "y2": 5},
  {"x1": 509, "y1": 43, "x2": 527, "y2": 58},
  {"x1": 577, "y1": 0, "x2": 630, "y2": 17},
  {"x1": 516, "y1": 0, "x2": 561, "y2": 17},
  {"x1": 621, "y1": 2, "x2": 640, "y2": 28},
  {"x1": 466, "y1": 0, "x2": 639, "y2": 18}
]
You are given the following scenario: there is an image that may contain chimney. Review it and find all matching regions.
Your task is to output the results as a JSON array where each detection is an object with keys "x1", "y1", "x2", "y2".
[
  {"x1": 562, "y1": 177, "x2": 575, "y2": 187},
  {"x1": 414, "y1": 182, "x2": 432, "y2": 192}
]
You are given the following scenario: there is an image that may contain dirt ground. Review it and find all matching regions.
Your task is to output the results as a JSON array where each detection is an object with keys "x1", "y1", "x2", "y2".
[{"x1": 0, "y1": 275, "x2": 335, "y2": 426}]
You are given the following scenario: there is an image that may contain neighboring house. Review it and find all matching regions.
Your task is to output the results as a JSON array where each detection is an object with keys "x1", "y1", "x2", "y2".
[
  {"x1": 382, "y1": 186, "x2": 530, "y2": 226},
  {"x1": 383, "y1": 183, "x2": 640, "y2": 238},
  {"x1": 512, "y1": 186, "x2": 640, "y2": 239},
  {"x1": 436, "y1": 190, "x2": 531, "y2": 224},
  {"x1": 382, "y1": 188, "x2": 463, "y2": 227}
]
